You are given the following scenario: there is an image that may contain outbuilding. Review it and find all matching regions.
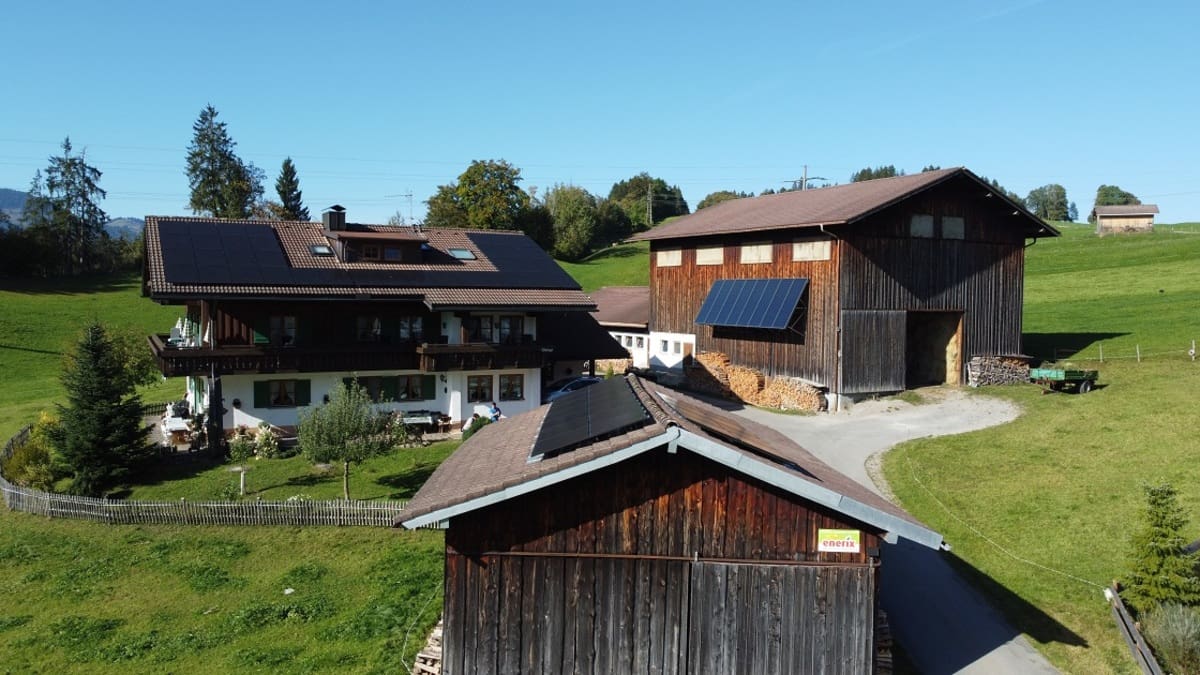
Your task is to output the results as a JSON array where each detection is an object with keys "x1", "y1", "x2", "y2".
[
  {"x1": 400, "y1": 375, "x2": 942, "y2": 674},
  {"x1": 1092, "y1": 204, "x2": 1159, "y2": 235}
]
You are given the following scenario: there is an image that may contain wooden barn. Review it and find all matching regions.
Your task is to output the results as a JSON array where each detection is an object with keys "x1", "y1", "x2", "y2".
[
  {"x1": 1092, "y1": 204, "x2": 1159, "y2": 235},
  {"x1": 400, "y1": 375, "x2": 942, "y2": 674},
  {"x1": 630, "y1": 168, "x2": 1058, "y2": 405}
]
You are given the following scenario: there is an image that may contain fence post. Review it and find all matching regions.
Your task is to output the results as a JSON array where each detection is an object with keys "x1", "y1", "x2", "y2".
[
  {"x1": 1136, "y1": 345, "x2": 1141, "y2": 363},
  {"x1": 1099, "y1": 343, "x2": 1104, "y2": 362}
]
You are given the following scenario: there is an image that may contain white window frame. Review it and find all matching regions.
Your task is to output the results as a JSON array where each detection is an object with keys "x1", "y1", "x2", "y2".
[
  {"x1": 942, "y1": 216, "x2": 965, "y2": 239},
  {"x1": 656, "y1": 248, "x2": 682, "y2": 267},
  {"x1": 792, "y1": 239, "x2": 831, "y2": 261},
  {"x1": 695, "y1": 245, "x2": 724, "y2": 266},
  {"x1": 739, "y1": 242, "x2": 773, "y2": 264}
]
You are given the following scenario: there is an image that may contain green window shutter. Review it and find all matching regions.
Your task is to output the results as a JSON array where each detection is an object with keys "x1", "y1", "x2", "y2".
[
  {"x1": 421, "y1": 375, "x2": 436, "y2": 400},
  {"x1": 253, "y1": 381, "x2": 270, "y2": 408},
  {"x1": 295, "y1": 380, "x2": 311, "y2": 407},
  {"x1": 381, "y1": 376, "x2": 399, "y2": 401},
  {"x1": 253, "y1": 318, "x2": 270, "y2": 344},
  {"x1": 422, "y1": 315, "x2": 437, "y2": 343}
]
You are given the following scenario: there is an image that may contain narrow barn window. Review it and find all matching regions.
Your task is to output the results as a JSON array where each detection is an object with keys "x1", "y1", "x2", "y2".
[
  {"x1": 792, "y1": 240, "x2": 831, "y2": 261},
  {"x1": 910, "y1": 214, "x2": 934, "y2": 238},
  {"x1": 636, "y1": 336, "x2": 644, "y2": 348},
  {"x1": 656, "y1": 248, "x2": 682, "y2": 267},
  {"x1": 740, "y1": 242, "x2": 773, "y2": 264},
  {"x1": 661, "y1": 340, "x2": 669, "y2": 352},
  {"x1": 942, "y1": 216, "x2": 965, "y2": 239},
  {"x1": 673, "y1": 341, "x2": 682, "y2": 354},
  {"x1": 695, "y1": 245, "x2": 724, "y2": 265}
]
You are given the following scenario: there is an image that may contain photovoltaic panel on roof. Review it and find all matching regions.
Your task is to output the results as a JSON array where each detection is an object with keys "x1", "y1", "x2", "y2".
[
  {"x1": 694, "y1": 278, "x2": 808, "y2": 329},
  {"x1": 530, "y1": 377, "x2": 651, "y2": 460}
]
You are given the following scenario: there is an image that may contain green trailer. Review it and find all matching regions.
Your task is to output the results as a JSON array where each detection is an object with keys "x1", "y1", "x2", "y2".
[{"x1": 1030, "y1": 367, "x2": 1099, "y2": 394}]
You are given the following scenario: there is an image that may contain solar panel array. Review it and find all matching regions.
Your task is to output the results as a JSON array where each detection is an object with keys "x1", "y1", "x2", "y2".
[
  {"x1": 530, "y1": 377, "x2": 651, "y2": 460},
  {"x1": 694, "y1": 278, "x2": 809, "y2": 329}
]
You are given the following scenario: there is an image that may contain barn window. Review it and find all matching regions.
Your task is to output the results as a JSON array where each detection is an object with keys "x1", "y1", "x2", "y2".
[
  {"x1": 661, "y1": 340, "x2": 669, "y2": 352},
  {"x1": 740, "y1": 242, "x2": 773, "y2": 264},
  {"x1": 910, "y1": 215, "x2": 934, "y2": 238},
  {"x1": 942, "y1": 216, "x2": 965, "y2": 239},
  {"x1": 636, "y1": 336, "x2": 644, "y2": 348},
  {"x1": 656, "y1": 248, "x2": 682, "y2": 267},
  {"x1": 695, "y1": 245, "x2": 724, "y2": 265},
  {"x1": 792, "y1": 240, "x2": 831, "y2": 261}
]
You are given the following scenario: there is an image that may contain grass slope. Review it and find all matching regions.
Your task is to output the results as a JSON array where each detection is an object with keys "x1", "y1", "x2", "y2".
[
  {"x1": 884, "y1": 224, "x2": 1200, "y2": 674},
  {"x1": 557, "y1": 240, "x2": 649, "y2": 292}
]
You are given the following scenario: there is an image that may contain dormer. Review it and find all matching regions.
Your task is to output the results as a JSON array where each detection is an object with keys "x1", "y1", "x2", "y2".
[{"x1": 318, "y1": 206, "x2": 428, "y2": 263}]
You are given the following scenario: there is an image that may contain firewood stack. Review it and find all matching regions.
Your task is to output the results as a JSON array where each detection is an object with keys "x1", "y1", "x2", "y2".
[
  {"x1": 413, "y1": 619, "x2": 443, "y2": 675},
  {"x1": 687, "y1": 352, "x2": 734, "y2": 396},
  {"x1": 875, "y1": 608, "x2": 893, "y2": 674},
  {"x1": 687, "y1": 352, "x2": 826, "y2": 412},
  {"x1": 967, "y1": 355, "x2": 1030, "y2": 387}
]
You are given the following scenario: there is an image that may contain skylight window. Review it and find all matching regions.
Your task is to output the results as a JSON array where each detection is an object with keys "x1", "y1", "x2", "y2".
[
  {"x1": 448, "y1": 248, "x2": 476, "y2": 260},
  {"x1": 310, "y1": 244, "x2": 335, "y2": 257}
]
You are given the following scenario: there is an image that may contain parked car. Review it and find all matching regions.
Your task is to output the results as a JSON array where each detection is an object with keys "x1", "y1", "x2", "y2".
[{"x1": 542, "y1": 376, "x2": 603, "y2": 403}]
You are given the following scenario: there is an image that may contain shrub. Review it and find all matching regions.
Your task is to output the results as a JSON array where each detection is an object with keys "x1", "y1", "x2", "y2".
[
  {"x1": 3, "y1": 412, "x2": 58, "y2": 490},
  {"x1": 462, "y1": 415, "x2": 490, "y2": 441},
  {"x1": 1124, "y1": 482, "x2": 1200, "y2": 614},
  {"x1": 227, "y1": 428, "x2": 254, "y2": 463},
  {"x1": 1142, "y1": 603, "x2": 1200, "y2": 674},
  {"x1": 254, "y1": 422, "x2": 281, "y2": 459}
]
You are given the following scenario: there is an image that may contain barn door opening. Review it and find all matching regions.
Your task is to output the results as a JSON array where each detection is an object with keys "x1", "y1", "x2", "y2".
[{"x1": 905, "y1": 311, "x2": 962, "y2": 387}]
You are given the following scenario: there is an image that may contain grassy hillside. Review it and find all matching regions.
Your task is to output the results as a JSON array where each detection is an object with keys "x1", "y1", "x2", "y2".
[
  {"x1": 557, "y1": 240, "x2": 649, "y2": 292},
  {"x1": 884, "y1": 223, "x2": 1200, "y2": 674},
  {"x1": 0, "y1": 273, "x2": 182, "y2": 439}
]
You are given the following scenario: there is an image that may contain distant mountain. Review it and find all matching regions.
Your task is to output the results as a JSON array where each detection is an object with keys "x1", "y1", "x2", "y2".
[
  {"x1": 0, "y1": 188, "x2": 143, "y2": 238},
  {"x1": 0, "y1": 187, "x2": 26, "y2": 223},
  {"x1": 105, "y1": 217, "x2": 145, "y2": 239}
]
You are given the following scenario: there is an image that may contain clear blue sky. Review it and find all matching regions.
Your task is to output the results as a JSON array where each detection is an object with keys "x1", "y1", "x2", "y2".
[{"x1": 4, "y1": 0, "x2": 1198, "y2": 224}]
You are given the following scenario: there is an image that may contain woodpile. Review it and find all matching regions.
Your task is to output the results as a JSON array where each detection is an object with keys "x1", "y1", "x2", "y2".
[
  {"x1": 413, "y1": 618, "x2": 443, "y2": 674},
  {"x1": 687, "y1": 351, "x2": 826, "y2": 412},
  {"x1": 594, "y1": 357, "x2": 633, "y2": 376},
  {"x1": 875, "y1": 608, "x2": 893, "y2": 674},
  {"x1": 967, "y1": 355, "x2": 1030, "y2": 387}
]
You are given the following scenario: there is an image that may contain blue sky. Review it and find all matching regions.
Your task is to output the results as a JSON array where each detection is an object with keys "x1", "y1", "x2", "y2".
[{"x1": 3, "y1": 0, "x2": 1198, "y2": 224}]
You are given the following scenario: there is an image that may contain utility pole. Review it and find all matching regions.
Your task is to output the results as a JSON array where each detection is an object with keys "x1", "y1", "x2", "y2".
[
  {"x1": 646, "y1": 184, "x2": 653, "y2": 226},
  {"x1": 786, "y1": 165, "x2": 827, "y2": 191}
]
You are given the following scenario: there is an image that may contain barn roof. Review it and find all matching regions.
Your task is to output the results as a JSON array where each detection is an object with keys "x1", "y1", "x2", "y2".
[
  {"x1": 1092, "y1": 204, "x2": 1159, "y2": 217},
  {"x1": 589, "y1": 286, "x2": 650, "y2": 329},
  {"x1": 399, "y1": 375, "x2": 943, "y2": 549},
  {"x1": 631, "y1": 167, "x2": 1057, "y2": 242}
]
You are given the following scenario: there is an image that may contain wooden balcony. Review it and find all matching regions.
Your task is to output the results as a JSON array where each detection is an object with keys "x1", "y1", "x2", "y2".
[{"x1": 148, "y1": 335, "x2": 548, "y2": 377}]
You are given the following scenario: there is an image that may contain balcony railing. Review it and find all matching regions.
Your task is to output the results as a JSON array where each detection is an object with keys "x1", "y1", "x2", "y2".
[{"x1": 148, "y1": 335, "x2": 548, "y2": 377}]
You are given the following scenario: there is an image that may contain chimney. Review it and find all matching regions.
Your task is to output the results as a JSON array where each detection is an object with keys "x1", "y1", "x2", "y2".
[{"x1": 322, "y1": 204, "x2": 346, "y2": 231}]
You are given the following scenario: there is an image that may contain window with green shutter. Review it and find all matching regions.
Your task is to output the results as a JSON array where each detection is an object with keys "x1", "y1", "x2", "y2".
[
  {"x1": 295, "y1": 380, "x2": 311, "y2": 406},
  {"x1": 421, "y1": 374, "x2": 436, "y2": 400},
  {"x1": 381, "y1": 376, "x2": 400, "y2": 401},
  {"x1": 253, "y1": 318, "x2": 270, "y2": 345},
  {"x1": 254, "y1": 381, "x2": 270, "y2": 407}
]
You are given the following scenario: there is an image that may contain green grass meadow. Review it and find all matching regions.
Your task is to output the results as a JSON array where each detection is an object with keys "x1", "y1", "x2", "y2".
[
  {"x1": 884, "y1": 223, "x2": 1200, "y2": 674},
  {"x1": 557, "y1": 240, "x2": 649, "y2": 292}
]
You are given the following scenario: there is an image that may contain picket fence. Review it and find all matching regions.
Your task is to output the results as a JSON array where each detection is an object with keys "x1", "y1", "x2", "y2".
[{"x1": 0, "y1": 425, "x2": 425, "y2": 529}]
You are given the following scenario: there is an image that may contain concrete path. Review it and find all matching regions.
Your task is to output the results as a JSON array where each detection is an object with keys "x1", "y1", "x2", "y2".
[{"x1": 731, "y1": 389, "x2": 1060, "y2": 674}]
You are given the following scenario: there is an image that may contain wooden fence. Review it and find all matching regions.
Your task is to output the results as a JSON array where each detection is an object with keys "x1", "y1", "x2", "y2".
[
  {"x1": 1107, "y1": 584, "x2": 1165, "y2": 675},
  {"x1": 1, "y1": 425, "x2": 427, "y2": 529}
]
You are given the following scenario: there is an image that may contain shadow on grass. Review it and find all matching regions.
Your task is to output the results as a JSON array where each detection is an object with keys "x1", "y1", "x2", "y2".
[
  {"x1": 0, "y1": 273, "x2": 140, "y2": 296},
  {"x1": 1023, "y1": 332, "x2": 1128, "y2": 361},
  {"x1": 121, "y1": 452, "x2": 225, "y2": 491},
  {"x1": 0, "y1": 343, "x2": 64, "y2": 356},
  {"x1": 378, "y1": 462, "x2": 441, "y2": 500},
  {"x1": 578, "y1": 244, "x2": 646, "y2": 264}
]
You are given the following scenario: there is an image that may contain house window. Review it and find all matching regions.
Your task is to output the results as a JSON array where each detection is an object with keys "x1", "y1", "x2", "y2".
[
  {"x1": 357, "y1": 316, "x2": 383, "y2": 342},
  {"x1": 398, "y1": 375, "x2": 434, "y2": 401},
  {"x1": 910, "y1": 214, "x2": 934, "y2": 238},
  {"x1": 270, "y1": 315, "x2": 296, "y2": 346},
  {"x1": 661, "y1": 340, "x2": 669, "y2": 352},
  {"x1": 673, "y1": 342, "x2": 682, "y2": 354},
  {"x1": 448, "y1": 248, "x2": 476, "y2": 260},
  {"x1": 636, "y1": 336, "x2": 644, "y2": 348},
  {"x1": 398, "y1": 316, "x2": 424, "y2": 342},
  {"x1": 942, "y1": 216, "x2": 965, "y2": 239},
  {"x1": 740, "y1": 242, "x2": 773, "y2": 264},
  {"x1": 656, "y1": 248, "x2": 682, "y2": 267},
  {"x1": 625, "y1": 336, "x2": 633, "y2": 347},
  {"x1": 695, "y1": 245, "x2": 724, "y2": 265},
  {"x1": 362, "y1": 244, "x2": 381, "y2": 260},
  {"x1": 497, "y1": 316, "x2": 524, "y2": 344},
  {"x1": 467, "y1": 375, "x2": 493, "y2": 402},
  {"x1": 254, "y1": 379, "x2": 311, "y2": 408},
  {"x1": 793, "y1": 240, "x2": 831, "y2": 261},
  {"x1": 383, "y1": 246, "x2": 403, "y2": 261},
  {"x1": 499, "y1": 374, "x2": 524, "y2": 401},
  {"x1": 464, "y1": 316, "x2": 494, "y2": 343},
  {"x1": 310, "y1": 244, "x2": 334, "y2": 257}
]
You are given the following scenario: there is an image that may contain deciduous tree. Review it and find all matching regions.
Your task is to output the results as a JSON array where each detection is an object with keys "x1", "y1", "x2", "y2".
[
  {"x1": 1024, "y1": 184, "x2": 1071, "y2": 221},
  {"x1": 424, "y1": 159, "x2": 530, "y2": 230},
  {"x1": 697, "y1": 190, "x2": 751, "y2": 210},
  {"x1": 298, "y1": 379, "x2": 394, "y2": 499},
  {"x1": 274, "y1": 157, "x2": 309, "y2": 221},
  {"x1": 51, "y1": 322, "x2": 150, "y2": 496},
  {"x1": 608, "y1": 173, "x2": 688, "y2": 229},
  {"x1": 185, "y1": 105, "x2": 264, "y2": 219},
  {"x1": 545, "y1": 184, "x2": 597, "y2": 261},
  {"x1": 21, "y1": 138, "x2": 109, "y2": 276},
  {"x1": 1090, "y1": 184, "x2": 1141, "y2": 222}
]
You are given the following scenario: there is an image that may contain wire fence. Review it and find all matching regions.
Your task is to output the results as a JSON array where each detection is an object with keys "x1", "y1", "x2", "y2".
[
  {"x1": 0, "y1": 425, "x2": 432, "y2": 529},
  {"x1": 1051, "y1": 340, "x2": 1198, "y2": 364}
]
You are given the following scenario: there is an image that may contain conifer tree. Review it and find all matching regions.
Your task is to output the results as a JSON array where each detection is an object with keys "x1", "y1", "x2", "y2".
[
  {"x1": 1125, "y1": 482, "x2": 1200, "y2": 614},
  {"x1": 51, "y1": 323, "x2": 150, "y2": 496},
  {"x1": 22, "y1": 138, "x2": 109, "y2": 275},
  {"x1": 275, "y1": 157, "x2": 309, "y2": 221},
  {"x1": 185, "y1": 105, "x2": 263, "y2": 218}
]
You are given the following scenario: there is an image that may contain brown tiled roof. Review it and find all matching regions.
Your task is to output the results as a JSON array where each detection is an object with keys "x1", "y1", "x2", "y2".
[
  {"x1": 143, "y1": 216, "x2": 588, "y2": 308},
  {"x1": 400, "y1": 375, "x2": 938, "y2": 545},
  {"x1": 1093, "y1": 204, "x2": 1159, "y2": 216},
  {"x1": 631, "y1": 167, "x2": 1054, "y2": 241},
  {"x1": 589, "y1": 286, "x2": 650, "y2": 329}
]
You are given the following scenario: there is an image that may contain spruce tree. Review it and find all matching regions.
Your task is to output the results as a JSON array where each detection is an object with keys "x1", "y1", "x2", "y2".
[
  {"x1": 275, "y1": 157, "x2": 309, "y2": 221},
  {"x1": 1125, "y1": 482, "x2": 1200, "y2": 614},
  {"x1": 51, "y1": 322, "x2": 150, "y2": 496},
  {"x1": 22, "y1": 138, "x2": 109, "y2": 276},
  {"x1": 185, "y1": 105, "x2": 263, "y2": 219}
]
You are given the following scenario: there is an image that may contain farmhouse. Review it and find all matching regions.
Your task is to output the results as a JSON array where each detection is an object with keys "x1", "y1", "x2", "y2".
[
  {"x1": 400, "y1": 374, "x2": 942, "y2": 674},
  {"x1": 1092, "y1": 204, "x2": 1159, "y2": 235},
  {"x1": 589, "y1": 285, "x2": 650, "y2": 369},
  {"x1": 631, "y1": 168, "x2": 1058, "y2": 405},
  {"x1": 141, "y1": 208, "x2": 625, "y2": 434}
]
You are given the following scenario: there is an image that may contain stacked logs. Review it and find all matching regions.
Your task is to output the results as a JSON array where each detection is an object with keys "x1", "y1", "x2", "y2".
[
  {"x1": 413, "y1": 619, "x2": 443, "y2": 674},
  {"x1": 967, "y1": 355, "x2": 1030, "y2": 387},
  {"x1": 687, "y1": 351, "x2": 826, "y2": 412}
]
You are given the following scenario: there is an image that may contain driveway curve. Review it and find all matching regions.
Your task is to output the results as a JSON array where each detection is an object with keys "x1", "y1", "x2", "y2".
[{"x1": 731, "y1": 389, "x2": 1059, "y2": 674}]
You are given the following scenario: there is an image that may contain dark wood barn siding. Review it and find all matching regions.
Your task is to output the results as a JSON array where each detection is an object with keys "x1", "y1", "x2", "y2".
[
  {"x1": 207, "y1": 301, "x2": 433, "y2": 346},
  {"x1": 649, "y1": 236, "x2": 840, "y2": 384},
  {"x1": 840, "y1": 310, "x2": 906, "y2": 394},
  {"x1": 442, "y1": 449, "x2": 881, "y2": 675}
]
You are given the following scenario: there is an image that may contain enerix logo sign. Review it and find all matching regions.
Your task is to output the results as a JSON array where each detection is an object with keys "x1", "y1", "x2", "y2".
[{"x1": 817, "y1": 529, "x2": 861, "y2": 553}]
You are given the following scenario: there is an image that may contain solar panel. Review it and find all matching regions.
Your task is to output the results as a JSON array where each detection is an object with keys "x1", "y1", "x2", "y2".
[
  {"x1": 530, "y1": 377, "x2": 651, "y2": 460},
  {"x1": 694, "y1": 278, "x2": 808, "y2": 329}
]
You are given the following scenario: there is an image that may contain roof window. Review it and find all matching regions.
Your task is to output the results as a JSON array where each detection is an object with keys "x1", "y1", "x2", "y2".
[
  {"x1": 448, "y1": 248, "x2": 477, "y2": 260},
  {"x1": 310, "y1": 244, "x2": 335, "y2": 257}
]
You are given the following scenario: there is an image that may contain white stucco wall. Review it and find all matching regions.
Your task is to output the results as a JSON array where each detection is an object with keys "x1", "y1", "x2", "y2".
[
  {"x1": 648, "y1": 331, "x2": 697, "y2": 370},
  {"x1": 607, "y1": 330, "x2": 651, "y2": 369}
]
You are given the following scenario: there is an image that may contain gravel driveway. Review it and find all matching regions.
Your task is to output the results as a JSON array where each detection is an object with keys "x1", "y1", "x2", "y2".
[{"x1": 731, "y1": 388, "x2": 1059, "y2": 674}]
